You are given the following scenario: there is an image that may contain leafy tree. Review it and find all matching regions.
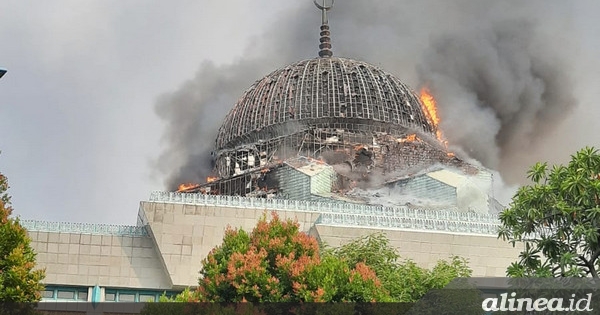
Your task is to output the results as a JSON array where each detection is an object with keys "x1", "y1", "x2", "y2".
[
  {"x1": 499, "y1": 146, "x2": 600, "y2": 277},
  {"x1": 181, "y1": 212, "x2": 390, "y2": 303},
  {"x1": 0, "y1": 169, "x2": 45, "y2": 302},
  {"x1": 331, "y1": 233, "x2": 472, "y2": 302}
]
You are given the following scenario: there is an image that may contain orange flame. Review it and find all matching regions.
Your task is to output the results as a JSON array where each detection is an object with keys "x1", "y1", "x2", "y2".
[
  {"x1": 206, "y1": 176, "x2": 218, "y2": 183},
  {"x1": 398, "y1": 134, "x2": 419, "y2": 143},
  {"x1": 419, "y1": 87, "x2": 440, "y2": 127},
  {"x1": 419, "y1": 87, "x2": 455, "y2": 156},
  {"x1": 419, "y1": 87, "x2": 444, "y2": 142},
  {"x1": 177, "y1": 183, "x2": 200, "y2": 192}
]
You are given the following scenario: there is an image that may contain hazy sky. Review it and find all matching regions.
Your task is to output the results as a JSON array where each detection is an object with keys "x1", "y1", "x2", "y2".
[{"x1": 1, "y1": 1, "x2": 599, "y2": 225}]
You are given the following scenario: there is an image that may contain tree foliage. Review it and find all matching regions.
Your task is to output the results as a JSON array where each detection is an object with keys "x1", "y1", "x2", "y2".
[
  {"x1": 499, "y1": 146, "x2": 600, "y2": 277},
  {"x1": 153, "y1": 214, "x2": 474, "y2": 308},
  {"x1": 0, "y1": 170, "x2": 45, "y2": 302},
  {"x1": 330, "y1": 233, "x2": 472, "y2": 302},
  {"x1": 183, "y1": 212, "x2": 390, "y2": 302}
]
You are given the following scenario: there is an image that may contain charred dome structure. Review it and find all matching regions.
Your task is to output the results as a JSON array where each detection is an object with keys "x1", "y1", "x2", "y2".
[{"x1": 180, "y1": 1, "x2": 496, "y2": 213}]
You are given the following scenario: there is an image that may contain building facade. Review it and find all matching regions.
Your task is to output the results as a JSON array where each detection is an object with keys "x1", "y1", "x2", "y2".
[
  {"x1": 21, "y1": 1, "x2": 524, "y2": 305},
  {"x1": 24, "y1": 192, "x2": 521, "y2": 303}
]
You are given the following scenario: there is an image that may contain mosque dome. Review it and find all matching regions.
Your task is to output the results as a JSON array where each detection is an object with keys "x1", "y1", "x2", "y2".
[
  {"x1": 212, "y1": 55, "x2": 445, "y2": 179},
  {"x1": 215, "y1": 57, "x2": 436, "y2": 151},
  {"x1": 210, "y1": 0, "x2": 448, "y2": 182},
  {"x1": 176, "y1": 1, "x2": 492, "y2": 215}
]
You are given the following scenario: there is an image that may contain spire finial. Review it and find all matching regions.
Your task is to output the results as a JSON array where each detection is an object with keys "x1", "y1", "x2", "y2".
[{"x1": 314, "y1": 0, "x2": 334, "y2": 58}]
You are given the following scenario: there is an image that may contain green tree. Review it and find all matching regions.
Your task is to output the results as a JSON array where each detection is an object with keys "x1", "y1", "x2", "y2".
[
  {"x1": 187, "y1": 212, "x2": 390, "y2": 303},
  {"x1": 499, "y1": 146, "x2": 600, "y2": 277},
  {"x1": 0, "y1": 170, "x2": 45, "y2": 302},
  {"x1": 331, "y1": 233, "x2": 472, "y2": 302}
]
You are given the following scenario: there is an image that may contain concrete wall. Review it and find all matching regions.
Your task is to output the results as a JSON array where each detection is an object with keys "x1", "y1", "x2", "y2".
[
  {"x1": 28, "y1": 201, "x2": 522, "y2": 290},
  {"x1": 28, "y1": 231, "x2": 172, "y2": 290},
  {"x1": 311, "y1": 224, "x2": 522, "y2": 277},
  {"x1": 140, "y1": 201, "x2": 521, "y2": 287},
  {"x1": 140, "y1": 202, "x2": 324, "y2": 287}
]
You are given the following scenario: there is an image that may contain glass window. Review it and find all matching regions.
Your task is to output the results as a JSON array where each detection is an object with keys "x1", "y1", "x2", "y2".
[
  {"x1": 105, "y1": 292, "x2": 116, "y2": 302},
  {"x1": 57, "y1": 290, "x2": 75, "y2": 300},
  {"x1": 119, "y1": 293, "x2": 136, "y2": 302},
  {"x1": 77, "y1": 291, "x2": 88, "y2": 301},
  {"x1": 139, "y1": 294, "x2": 155, "y2": 302},
  {"x1": 42, "y1": 290, "x2": 55, "y2": 299}
]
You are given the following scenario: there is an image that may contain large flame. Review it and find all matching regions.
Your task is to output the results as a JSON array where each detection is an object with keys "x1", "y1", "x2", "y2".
[
  {"x1": 419, "y1": 87, "x2": 444, "y2": 142},
  {"x1": 419, "y1": 87, "x2": 454, "y2": 157}
]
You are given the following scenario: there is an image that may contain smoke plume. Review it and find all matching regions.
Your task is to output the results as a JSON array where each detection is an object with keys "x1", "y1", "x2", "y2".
[
  {"x1": 154, "y1": 0, "x2": 580, "y2": 190},
  {"x1": 418, "y1": 18, "x2": 577, "y2": 182}
]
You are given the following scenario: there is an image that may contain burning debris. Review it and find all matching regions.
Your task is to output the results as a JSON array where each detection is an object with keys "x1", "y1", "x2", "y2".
[{"x1": 177, "y1": 183, "x2": 201, "y2": 192}]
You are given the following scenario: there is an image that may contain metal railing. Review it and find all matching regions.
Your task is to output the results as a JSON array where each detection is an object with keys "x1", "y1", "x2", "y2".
[
  {"x1": 315, "y1": 213, "x2": 499, "y2": 235},
  {"x1": 20, "y1": 220, "x2": 148, "y2": 237},
  {"x1": 148, "y1": 191, "x2": 501, "y2": 235}
]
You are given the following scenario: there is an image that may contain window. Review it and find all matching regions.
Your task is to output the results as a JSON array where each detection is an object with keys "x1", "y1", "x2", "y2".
[
  {"x1": 42, "y1": 286, "x2": 89, "y2": 301},
  {"x1": 56, "y1": 290, "x2": 75, "y2": 300},
  {"x1": 77, "y1": 291, "x2": 88, "y2": 301},
  {"x1": 102, "y1": 289, "x2": 182, "y2": 302},
  {"x1": 139, "y1": 294, "x2": 156, "y2": 302},
  {"x1": 118, "y1": 293, "x2": 135, "y2": 302},
  {"x1": 104, "y1": 292, "x2": 116, "y2": 302}
]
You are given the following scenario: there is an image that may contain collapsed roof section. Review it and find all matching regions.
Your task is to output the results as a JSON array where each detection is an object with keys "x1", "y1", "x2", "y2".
[{"x1": 184, "y1": 131, "x2": 500, "y2": 213}]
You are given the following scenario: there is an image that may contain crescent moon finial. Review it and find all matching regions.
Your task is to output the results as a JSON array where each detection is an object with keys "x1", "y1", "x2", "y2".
[
  {"x1": 314, "y1": 0, "x2": 334, "y2": 24},
  {"x1": 314, "y1": 0, "x2": 334, "y2": 11}
]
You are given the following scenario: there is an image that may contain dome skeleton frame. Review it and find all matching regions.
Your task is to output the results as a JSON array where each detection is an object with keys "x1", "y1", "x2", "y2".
[{"x1": 214, "y1": 57, "x2": 441, "y2": 180}]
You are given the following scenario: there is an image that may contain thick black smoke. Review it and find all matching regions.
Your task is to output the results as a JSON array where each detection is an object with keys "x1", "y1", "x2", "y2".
[
  {"x1": 154, "y1": 59, "x2": 280, "y2": 188},
  {"x1": 154, "y1": 0, "x2": 579, "y2": 190},
  {"x1": 418, "y1": 19, "x2": 576, "y2": 181}
]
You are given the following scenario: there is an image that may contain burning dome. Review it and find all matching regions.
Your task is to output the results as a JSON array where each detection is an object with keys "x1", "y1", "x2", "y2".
[
  {"x1": 214, "y1": 57, "x2": 440, "y2": 177},
  {"x1": 180, "y1": 0, "x2": 490, "y2": 210},
  {"x1": 211, "y1": 2, "x2": 447, "y2": 181}
]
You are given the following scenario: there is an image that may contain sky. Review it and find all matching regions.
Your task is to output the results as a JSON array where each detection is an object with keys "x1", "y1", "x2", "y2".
[{"x1": 1, "y1": 0, "x2": 599, "y2": 225}]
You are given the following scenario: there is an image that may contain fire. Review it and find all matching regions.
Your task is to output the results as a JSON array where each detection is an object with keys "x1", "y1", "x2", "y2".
[
  {"x1": 177, "y1": 183, "x2": 200, "y2": 192},
  {"x1": 206, "y1": 176, "x2": 218, "y2": 183},
  {"x1": 419, "y1": 87, "x2": 444, "y2": 141},
  {"x1": 419, "y1": 87, "x2": 454, "y2": 156},
  {"x1": 398, "y1": 133, "x2": 419, "y2": 143},
  {"x1": 420, "y1": 87, "x2": 440, "y2": 127}
]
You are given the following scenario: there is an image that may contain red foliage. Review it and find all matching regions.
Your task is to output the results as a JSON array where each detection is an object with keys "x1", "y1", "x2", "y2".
[{"x1": 193, "y1": 211, "x2": 388, "y2": 302}]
